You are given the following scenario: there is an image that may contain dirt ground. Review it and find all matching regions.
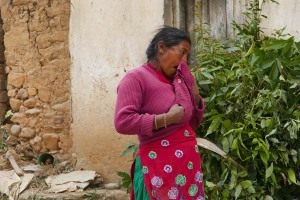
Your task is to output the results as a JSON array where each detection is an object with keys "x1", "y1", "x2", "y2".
[{"x1": 0, "y1": 127, "x2": 129, "y2": 200}]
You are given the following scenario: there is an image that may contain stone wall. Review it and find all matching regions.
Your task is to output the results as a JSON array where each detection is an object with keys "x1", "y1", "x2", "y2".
[{"x1": 0, "y1": 0, "x2": 72, "y2": 157}]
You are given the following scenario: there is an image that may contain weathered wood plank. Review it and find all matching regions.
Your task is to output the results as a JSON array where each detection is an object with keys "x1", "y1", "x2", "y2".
[
  {"x1": 209, "y1": 0, "x2": 227, "y2": 39},
  {"x1": 164, "y1": 0, "x2": 174, "y2": 26},
  {"x1": 234, "y1": 0, "x2": 247, "y2": 25},
  {"x1": 165, "y1": 0, "x2": 249, "y2": 40},
  {"x1": 201, "y1": 0, "x2": 209, "y2": 25},
  {"x1": 226, "y1": 0, "x2": 235, "y2": 38},
  {"x1": 186, "y1": 0, "x2": 196, "y2": 34}
]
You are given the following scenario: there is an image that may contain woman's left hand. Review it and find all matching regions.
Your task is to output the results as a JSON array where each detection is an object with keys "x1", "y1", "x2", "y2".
[{"x1": 192, "y1": 80, "x2": 200, "y2": 105}]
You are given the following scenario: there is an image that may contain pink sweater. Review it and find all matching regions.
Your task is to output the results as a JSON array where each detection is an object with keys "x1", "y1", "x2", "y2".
[{"x1": 114, "y1": 62, "x2": 205, "y2": 146}]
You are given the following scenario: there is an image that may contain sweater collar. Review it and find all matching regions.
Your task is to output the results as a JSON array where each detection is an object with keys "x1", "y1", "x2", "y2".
[{"x1": 146, "y1": 62, "x2": 172, "y2": 84}]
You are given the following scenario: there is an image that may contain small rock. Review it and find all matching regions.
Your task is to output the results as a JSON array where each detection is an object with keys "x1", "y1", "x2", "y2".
[
  {"x1": 11, "y1": 113, "x2": 28, "y2": 124},
  {"x1": 7, "y1": 73, "x2": 25, "y2": 88},
  {"x1": 38, "y1": 87, "x2": 51, "y2": 103},
  {"x1": 11, "y1": 125, "x2": 21, "y2": 137},
  {"x1": 90, "y1": 175, "x2": 104, "y2": 186},
  {"x1": 28, "y1": 87, "x2": 37, "y2": 96},
  {"x1": 8, "y1": 89, "x2": 17, "y2": 97},
  {"x1": 6, "y1": 135, "x2": 18, "y2": 145},
  {"x1": 27, "y1": 118, "x2": 38, "y2": 128},
  {"x1": 19, "y1": 127, "x2": 35, "y2": 139},
  {"x1": 44, "y1": 112, "x2": 55, "y2": 118},
  {"x1": 30, "y1": 136, "x2": 42, "y2": 152},
  {"x1": 104, "y1": 183, "x2": 120, "y2": 190},
  {"x1": 16, "y1": 88, "x2": 29, "y2": 100},
  {"x1": 10, "y1": 98, "x2": 22, "y2": 112},
  {"x1": 52, "y1": 101, "x2": 70, "y2": 112},
  {"x1": 43, "y1": 133, "x2": 59, "y2": 150},
  {"x1": 25, "y1": 108, "x2": 41, "y2": 115},
  {"x1": 53, "y1": 116, "x2": 64, "y2": 124},
  {"x1": 19, "y1": 105, "x2": 27, "y2": 113},
  {"x1": 24, "y1": 98, "x2": 36, "y2": 108}
]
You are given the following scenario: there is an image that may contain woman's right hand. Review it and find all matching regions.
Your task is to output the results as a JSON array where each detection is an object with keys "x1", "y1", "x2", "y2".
[{"x1": 167, "y1": 104, "x2": 185, "y2": 125}]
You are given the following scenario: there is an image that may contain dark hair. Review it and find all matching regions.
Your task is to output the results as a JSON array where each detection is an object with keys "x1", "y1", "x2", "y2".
[{"x1": 146, "y1": 26, "x2": 191, "y2": 60}]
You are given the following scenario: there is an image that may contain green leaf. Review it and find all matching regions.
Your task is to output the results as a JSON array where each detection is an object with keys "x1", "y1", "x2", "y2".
[
  {"x1": 281, "y1": 152, "x2": 289, "y2": 164},
  {"x1": 260, "y1": 151, "x2": 269, "y2": 165},
  {"x1": 238, "y1": 171, "x2": 248, "y2": 178},
  {"x1": 215, "y1": 57, "x2": 225, "y2": 64},
  {"x1": 260, "y1": 60, "x2": 275, "y2": 69},
  {"x1": 199, "y1": 80, "x2": 213, "y2": 85},
  {"x1": 290, "y1": 149, "x2": 297, "y2": 156},
  {"x1": 261, "y1": 119, "x2": 266, "y2": 128},
  {"x1": 295, "y1": 41, "x2": 300, "y2": 52},
  {"x1": 231, "y1": 137, "x2": 239, "y2": 150},
  {"x1": 206, "y1": 180, "x2": 216, "y2": 188},
  {"x1": 265, "y1": 163, "x2": 273, "y2": 179},
  {"x1": 264, "y1": 195, "x2": 273, "y2": 200},
  {"x1": 120, "y1": 142, "x2": 138, "y2": 159},
  {"x1": 240, "y1": 180, "x2": 252, "y2": 189},
  {"x1": 245, "y1": 40, "x2": 255, "y2": 57},
  {"x1": 205, "y1": 117, "x2": 222, "y2": 137},
  {"x1": 288, "y1": 168, "x2": 297, "y2": 184},
  {"x1": 222, "y1": 138, "x2": 230, "y2": 154},
  {"x1": 117, "y1": 171, "x2": 130, "y2": 178},
  {"x1": 269, "y1": 64, "x2": 279, "y2": 80},
  {"x1": 223, "y1": 120, "x2": 232, "y2": 130},
  {"x1": 121, "y1": 146, "x2": 134, "y2": 157},
  {"x1": 229, "y1": 171, "x2": 237, "y2": 190},
  {"x1": 216, "y1": 74, "x2": 227, "y2": 83},
  {"x1": 265, "y1": 129, "x2": 277, "y2": 138},
  {"x1": 264, "y1": 39, "x2": 289, "y2": 50},
  {"x1": 250, "y1": 51, "x2": 261, "y2": 66},
  {"x1": 269, "y1": 137, "x2": 279, "y2": 143},
  {"x1": 234, "y1": 184, "x2": 242, "y2": 199},
  {"x1": 247, "y1": 185, "x2": 256, "y2": 193},
  {"x1": 202, "y1": 72, "x2": 214, "y2": 79}
]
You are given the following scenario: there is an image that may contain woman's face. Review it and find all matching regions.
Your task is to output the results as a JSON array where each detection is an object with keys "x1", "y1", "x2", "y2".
[{"x1": 158, "y1": 40, "x2": 191, "y2": 79}]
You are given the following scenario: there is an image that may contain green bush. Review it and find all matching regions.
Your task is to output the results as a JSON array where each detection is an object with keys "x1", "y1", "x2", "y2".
[{"x1": 191, "y1": 1, "x2": 300, "y2": 199}]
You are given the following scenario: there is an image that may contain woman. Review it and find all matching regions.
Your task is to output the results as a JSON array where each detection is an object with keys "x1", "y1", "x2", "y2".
[{"x1": 115, "y1": 27, "x2": 205, "y2": 200}]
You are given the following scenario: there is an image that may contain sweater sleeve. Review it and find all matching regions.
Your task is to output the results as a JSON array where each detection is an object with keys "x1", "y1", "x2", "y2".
[
  {"x1": 114, "y1": 72, "x2": 154, "y2": 136},
  {"x1": 179, "y1": 62, "x2": 206, "y2": 129},
  {"x1": 190, "y1": 95, "x2": 205, "y2": 130}
]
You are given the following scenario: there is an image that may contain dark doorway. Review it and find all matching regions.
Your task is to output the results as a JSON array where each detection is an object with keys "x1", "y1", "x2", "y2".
[{"x1": 0, "y1": 12, "x2": 8, "y2": 123}]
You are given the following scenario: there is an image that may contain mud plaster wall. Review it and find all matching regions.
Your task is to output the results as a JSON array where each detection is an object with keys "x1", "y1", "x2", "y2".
[
  {"x1": 70, "y1": 0, "x2": 164, "y2": 182},
  {"x1": 0, "y1": 0, "x2": 72, "y2": 157},
  {"x1": 261, "y1": 0, "x2": 300, "y2": 39}
]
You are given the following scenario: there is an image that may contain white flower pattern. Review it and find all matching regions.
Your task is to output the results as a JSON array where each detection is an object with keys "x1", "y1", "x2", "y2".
[
  {"x1": 195, "y1": 171, "x2": 203, "y2": 182},
  {"x1": 161, "y1": 140, "x2": 169, "y2": 147},
  {"x1": 175, "y1": 150, "x2": 184, "y2": 158},
  {"x1": 151, "y1": 176, "x2": 163, "y2": 188},
  {"x1": 164, "y1": 165, "x2": 172, "y2": 173},
  {"x1": 168, "y1": 187, "x2": 179, "y2": 199}
]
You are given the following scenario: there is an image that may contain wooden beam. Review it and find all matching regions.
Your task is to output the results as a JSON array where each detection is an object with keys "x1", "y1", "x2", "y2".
[{"x1": 209, "y1": 0, "x2": 227, "y2": 39}]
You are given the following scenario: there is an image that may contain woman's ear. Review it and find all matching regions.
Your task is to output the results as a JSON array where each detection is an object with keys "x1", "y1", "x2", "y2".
[{"x1": 157, "y1": 41, "x2": 165, "y2": 53}]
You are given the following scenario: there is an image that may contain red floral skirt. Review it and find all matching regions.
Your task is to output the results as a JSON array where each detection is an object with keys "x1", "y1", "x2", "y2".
[{"x1": 135, "y1": 123, "x2": 205, "y2": 200}]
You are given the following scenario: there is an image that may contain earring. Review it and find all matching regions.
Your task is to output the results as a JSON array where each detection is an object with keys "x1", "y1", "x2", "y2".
[{"x1": 160, "y1": 50, "x2": 163, "y2": 53}]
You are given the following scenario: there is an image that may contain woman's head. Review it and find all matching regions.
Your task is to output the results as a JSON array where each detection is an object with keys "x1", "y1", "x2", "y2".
[{"x1": 146, "y1": 27, "x2": 191, "y2": 79}]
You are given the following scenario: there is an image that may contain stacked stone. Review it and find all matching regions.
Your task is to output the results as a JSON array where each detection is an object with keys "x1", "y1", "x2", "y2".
[
  {"x1": 0, "y1": 0, "x2": 72, "y2": 157},
  {"x1": 0, "y1": 17, "x2": 8, "y2": 123}
]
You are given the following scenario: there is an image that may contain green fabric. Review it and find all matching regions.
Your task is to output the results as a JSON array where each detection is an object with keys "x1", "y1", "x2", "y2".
[{"x1": 133, "y1": 156, "x2": 150, "y2": 200}]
